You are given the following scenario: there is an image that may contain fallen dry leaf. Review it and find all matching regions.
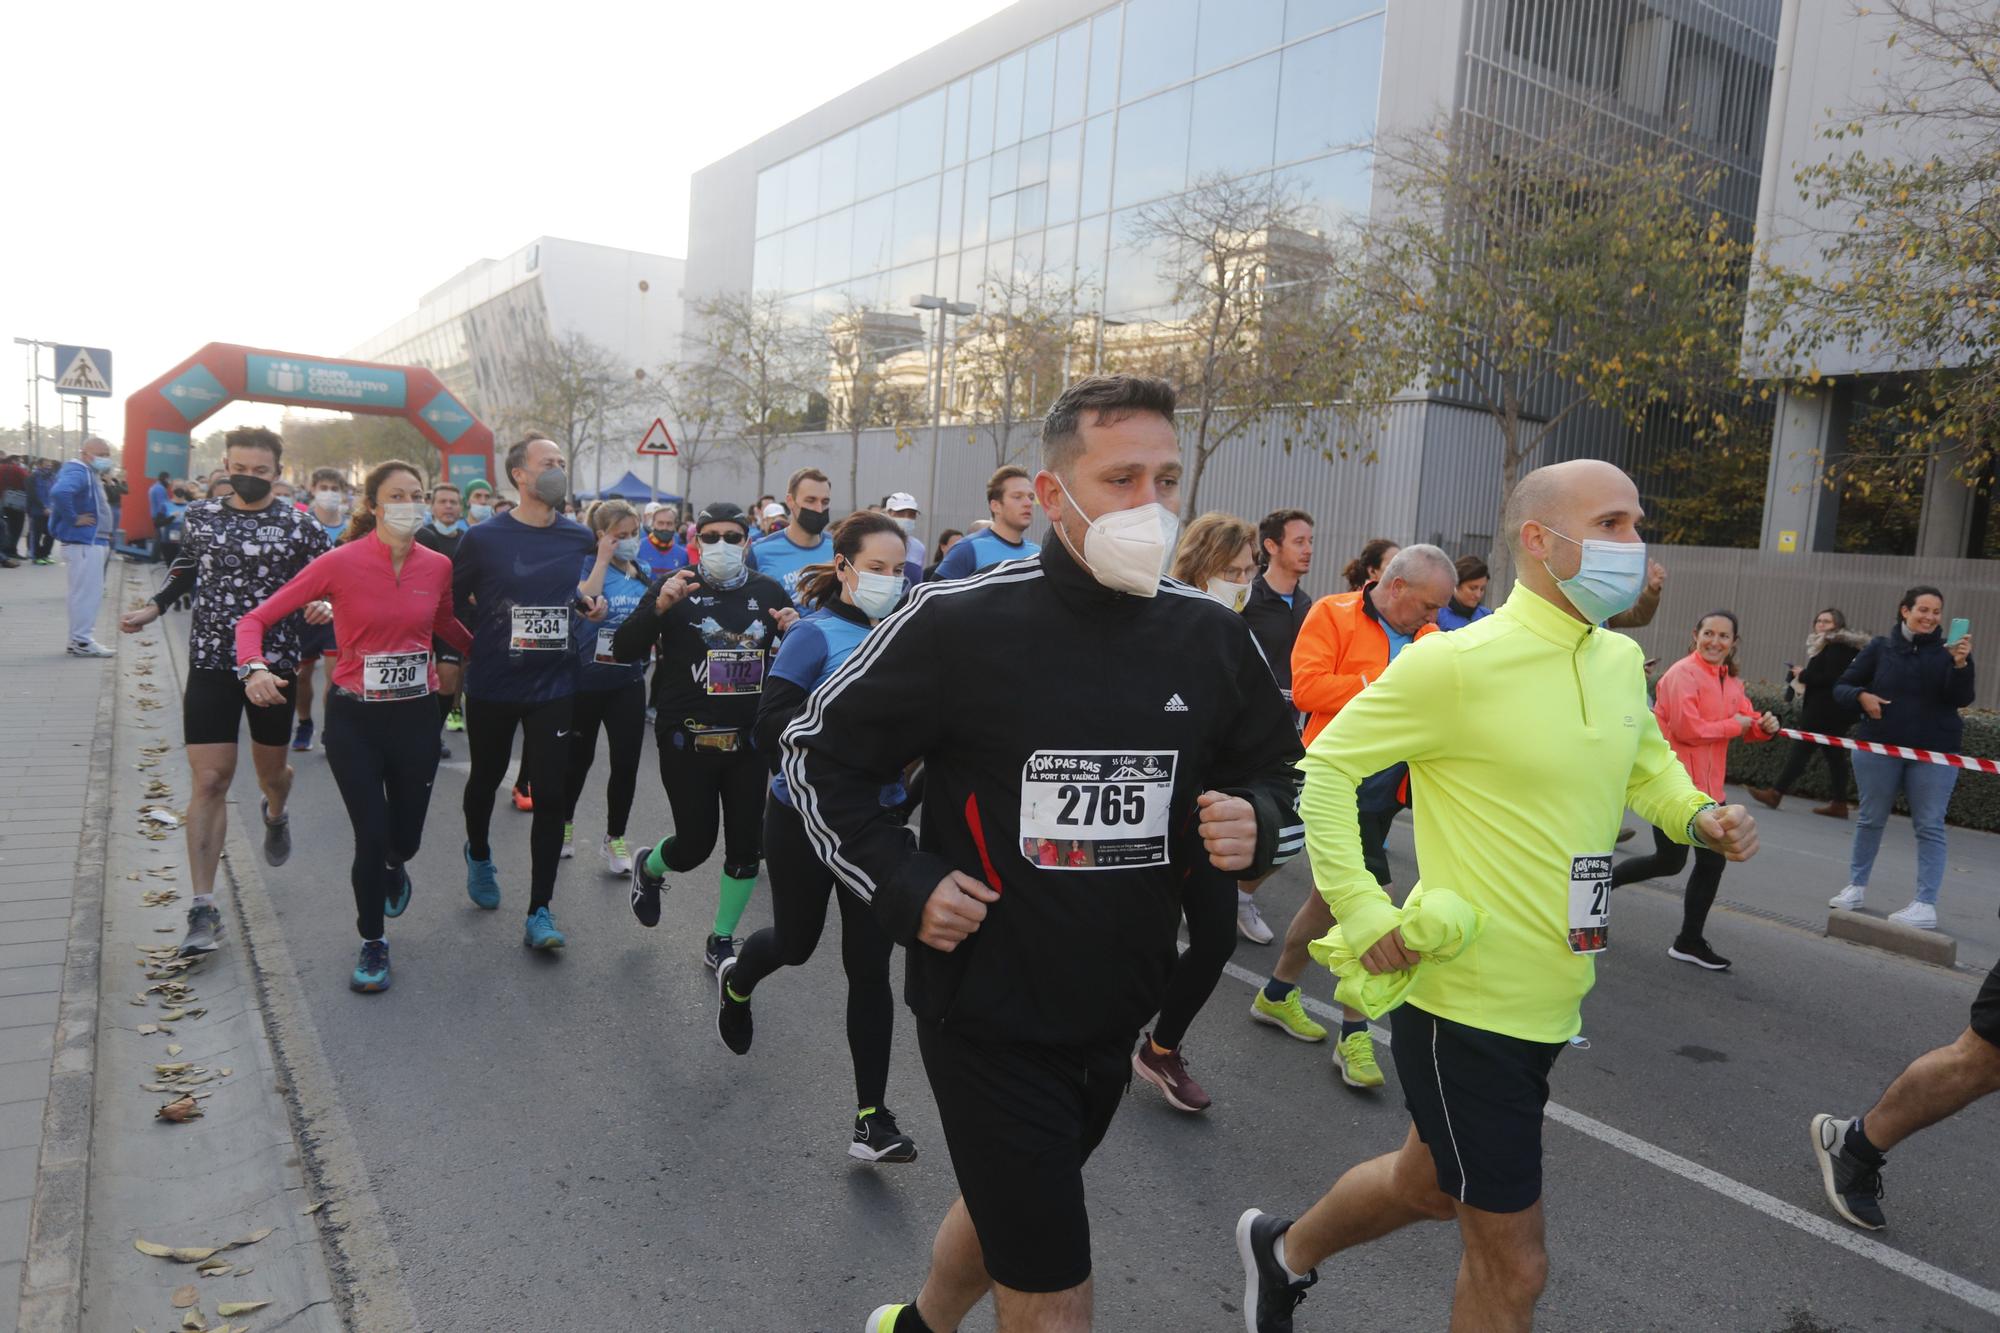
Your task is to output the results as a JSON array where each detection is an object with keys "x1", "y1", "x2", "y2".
[
  {"x1": 229, "y1": 1227, "x2": 276, "y2": 1248},
  {"x1": 166, "y1": 1044, "x2": 182, "y2": 1057},
  {"x1": 301, "y1": 1200, "x2": 327, "y2": 1216},
  {"x1": 156, "y1": 1094, "x2": 202, "y2": 1123},
  {"x1": 217, "y1": 1302, "x2": 269, "y2": 1316},
  {"x1": 171, "y1": 1283, "x2": 198, "y2": 1307},
  {"x1": 134, "y1": 1239, "x2": 222, "y2": 1262},
  {"x1": 181, "y1": 1307, "x2": 206, "y2": 1330}
]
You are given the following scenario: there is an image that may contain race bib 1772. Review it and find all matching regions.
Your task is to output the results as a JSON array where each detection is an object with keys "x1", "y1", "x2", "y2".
[
  {"x1": 1018, "y1": 750, "x2": 1177, "y2": 870},
  {"x1": 510, "y1": 606, "x2": 569, "y2": 651}
]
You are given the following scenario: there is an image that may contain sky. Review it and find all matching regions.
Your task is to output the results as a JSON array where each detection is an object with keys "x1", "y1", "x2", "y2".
[{"x1": 2, "y1": 0, "x2": 1012, "y2": 442}]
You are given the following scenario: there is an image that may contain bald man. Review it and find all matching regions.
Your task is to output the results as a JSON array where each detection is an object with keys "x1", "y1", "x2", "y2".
[{"x1": 1236, "y1": 460, "x2": 1761, "y2": 1333}]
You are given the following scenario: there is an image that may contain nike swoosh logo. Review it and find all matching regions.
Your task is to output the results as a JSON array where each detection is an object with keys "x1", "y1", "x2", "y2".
[{"x1": 555, "y1": 730, "x2": 570, "y2": 737}]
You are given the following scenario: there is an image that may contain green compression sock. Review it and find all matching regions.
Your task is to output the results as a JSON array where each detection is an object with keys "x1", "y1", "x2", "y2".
[
  {"x1": 645, "y1": 837, "x2": 676, "y2": 879},
  {"x1": 714, "y1": 871, "x2": 757, "y2": 938}
]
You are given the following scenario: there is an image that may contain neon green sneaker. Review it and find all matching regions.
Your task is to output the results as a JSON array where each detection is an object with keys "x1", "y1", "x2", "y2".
[
  {"x1": 1335, "y1": 1030, "x2": 1385, "y2": 1089},
  {"x1": 560, "y1": 822, "x2": 575, "y2": 860},
  {"x1": 444, "y1": 707, "x2": 464, "y2": 732},
  {"x1": 1249, "y1": 986, "x2": 1327, "y2": 1042}
]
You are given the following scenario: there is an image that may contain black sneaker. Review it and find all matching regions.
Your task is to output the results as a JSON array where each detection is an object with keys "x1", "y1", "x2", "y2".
[
  {"x1": 850, "y1": 1107, "x2": 918, "y2": 1163},
  {"x1": 1667, "y1": 938, "x2": 1731, "y2": 971},
  {"x1": 716, "y1": 957, "x2": 753, "y2": 1054},
  {"x1": 703, "y1": 933, "x2": 736, "y2": 976},
  {"x1": 384, "y1": 865, "x2": 412, "y2": 919},
  {"x1": 1811, "y1": 1114, "x2": 1887, "y2": 1230},
  {"x1": 261, "y1": 798, "x2": 291, "y2": 868},
  {"x1": 179, "y1": 902, "x2": 225, "y2": 957},
  {"x1": 1236, "y1": 1208, "x2": 1316, "y2": 1333},
  {"x1": 628, "y1": 840, "x2": 665, "y2": 928}
]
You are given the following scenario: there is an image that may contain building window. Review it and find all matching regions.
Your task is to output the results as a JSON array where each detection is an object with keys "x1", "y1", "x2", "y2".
[
  {"x1": 1121, "y1": 0, "x2": 1198, "y2": 101},
  {"x1": 1196, "y1": 0, "x2": 1283, "y2": 75},
  {"x1": 1189, "y1": 53, "x2": 1280, "y2": 181},
  {"x1": 1113, "y1": 85, "x2": 1192, "y2": 209}
]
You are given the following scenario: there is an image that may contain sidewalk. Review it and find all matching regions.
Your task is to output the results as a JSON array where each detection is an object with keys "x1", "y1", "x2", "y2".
[{"x1": 0, "y1": 557, "x2": 119, "y2": 1329}]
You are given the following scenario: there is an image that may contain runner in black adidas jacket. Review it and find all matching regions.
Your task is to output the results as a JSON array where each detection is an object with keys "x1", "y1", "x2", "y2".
[{"x1": 782, "y1": 375, "x2": 1304, "y2": 1332}]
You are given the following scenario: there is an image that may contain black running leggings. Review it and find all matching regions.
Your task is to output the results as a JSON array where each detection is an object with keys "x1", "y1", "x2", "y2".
[
  {"x1": 1612, "y1": 826, "x2": 1727, "y2": 945},
  {"x1": 463, "y1": 693, "x2": 574, "y2": 911},
  {"x1": 730, "y1": 795, "x2": 894, "y2": 1108},
  {"x1": 324, "y1": 691, "x2": 442, "y2": 940},
  {"x1": 1152, "y1": 863, "x2": 1239, "y2": 1052},
  {"x1": 654, "y1": 725, "x2": 765, "y2": 876},
  {"x1": 1773, "y1": 735, "x2": 1851, "y2": 800},
  {"x1": 563, "y1": 679, "x2": 647, "y2": 836}
]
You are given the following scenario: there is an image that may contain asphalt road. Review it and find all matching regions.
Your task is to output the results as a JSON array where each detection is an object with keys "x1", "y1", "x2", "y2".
[{"x1": 206, "y1": 668, "x2": 1997, "y2": 1331}]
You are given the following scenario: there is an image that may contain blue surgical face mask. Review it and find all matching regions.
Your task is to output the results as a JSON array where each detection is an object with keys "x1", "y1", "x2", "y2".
[
  {"x1": 469, "y1": 502, "x2": 493, "y2": 523},
  {"x1": 89, "y1": 455, "x2": 114, "y2": 474},
  {"x1": 847, "y1": 565, "x2": 906, "y2": 621},
  {"x1": 613, "y1": 536, "x2": 642, "y2": 564},
  {"x1": 1543, "y1": 528, "x2": 1647, "y2": 624}
]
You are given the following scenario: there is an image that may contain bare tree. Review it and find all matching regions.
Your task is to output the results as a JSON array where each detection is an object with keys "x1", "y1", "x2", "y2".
[
  {"x1": 652, "y1": 355, "x2": 733, "y2": 516},
  {"x1": 691, "y1": 292, "x2": 814, "y2": 499},
  {"x1": 277, "y1": 413, "x2": 440, "y2": 483},
  {"x1": 495, "y1": 330, "x2": 643, "y2": 492},
  {"x1": 954, "y1": 273, "x2": 1086, "y2": 468},
  {"x1": 815, "y1": 301, "x2": 930, "y2": 503}
]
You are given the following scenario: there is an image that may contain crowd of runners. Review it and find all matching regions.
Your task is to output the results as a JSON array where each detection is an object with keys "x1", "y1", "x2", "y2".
[{"x1": 95, "y1": 374, "x2": 1994, "y2": 1332}]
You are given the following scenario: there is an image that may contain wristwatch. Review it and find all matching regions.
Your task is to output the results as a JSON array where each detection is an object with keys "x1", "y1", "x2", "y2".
[{"x1": 236, "y1": 661, "x2": 271, "y2": 682}]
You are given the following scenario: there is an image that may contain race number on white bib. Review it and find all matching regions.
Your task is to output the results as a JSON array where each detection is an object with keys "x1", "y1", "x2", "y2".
[
  {"x1": 594, "y1": 627, "x2": 620, "y2": 665},
  {"x1": 1018, "y1": 750, "x2": 1177, "y2": 870},
  {"x1": 705, "y1": 647, "x2": 765, "y2": 695},
  {"x1": 1567, "y1": 853, "x2": 1613, "y2": 954},
  {"x1": 510, "y1": 606, "x2": 569, "y2": 651},
  {"x1": 362, "y1": 651, "x2": 429, "y2": 702}
]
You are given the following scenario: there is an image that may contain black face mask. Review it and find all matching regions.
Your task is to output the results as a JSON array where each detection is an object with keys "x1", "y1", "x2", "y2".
[
  {"x1": 794, "y1": 506, "x2": 830, "y2": 537},
  {"x1": 227, "y1": 475, "x2": 273, "y2": 504}
]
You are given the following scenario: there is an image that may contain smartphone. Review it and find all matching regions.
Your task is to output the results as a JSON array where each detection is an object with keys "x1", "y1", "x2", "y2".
[{"x1": 1946, "y1": 617, "x2": 1970, "y2": 646}]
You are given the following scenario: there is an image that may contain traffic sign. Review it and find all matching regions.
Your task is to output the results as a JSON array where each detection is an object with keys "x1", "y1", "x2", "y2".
[
  {"x1": 53, "y1": 345, "x2": 112, "y2": 397},
  {"x1": 636, "y1": 417, "x2": 679, "y2": 457}
]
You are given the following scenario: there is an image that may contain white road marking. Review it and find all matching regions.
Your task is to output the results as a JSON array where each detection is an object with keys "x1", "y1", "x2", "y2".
[{"x1": 1217, "y1": 960, "x2": 2000, "y2": 1319}]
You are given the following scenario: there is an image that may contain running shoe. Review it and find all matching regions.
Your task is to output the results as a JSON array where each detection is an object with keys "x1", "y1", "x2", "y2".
[
  {"x1": 716, "y1": 957, "x2": 753, "y2": 1054},
  {"x1": 66, "y1": 639, "x2": 114, "y2": 658},
  {"x1": 628, "y1": 841, "x2": 665, "y2": 927},
  {"x1": 511, "y1": 785, "x2": 534, "y2": 813},
  {"x1": 1811, "y1": 1114, "x2": 1887, "y2": 1230},
  {"x1": 850, "y1": 1106, "x2": 918, "y2": 1164},
  {"x1": 444, "y1": 707, "x2": 464, "y2": 733},
  {"x1": 384, "y1": 865, "x2": 412, "y2": 919},
  {"x1": 1888, "y1": 901, "x2": 1938, "y2": 930},
  {"x1": 261, "y1": 797, "x2": 291, "y2": 867},
  {"x1": 1667, "y1": 938, "x2": 1731, "y2": 971},
  {"x1": 1236, "y1": 897, "x2": 1275, "y2": 945},
  {"x1": 602, "y1": 835, "x2": 632, "y2": 875},
  {"x1": 1334, "y1": 1030, "x2": 1386, "y2": 1088},
  {"x1": 34, "y1": 557, "x2": 55, "y2": 566},
  {"x1": 1250, "y1": 986, "x2": 1327, "y2": 1042},
  {"x1": 290, "y1": 718, "x2": 314, "y2": 751},
  {"x1": 350, "y1": 940, "x2": 391, "y2": 993},
  {"x1": 1828, "y1": 883, "x2": 1867, "y2": 910},
  {"x1": 1235, "y1": 1208, "x2": 1317, "y2": 1333},
  {"x1": 864, "y1": 1306, "x2": 910, "y2": 1333},
  {"x1": 703, "y1": 933, "x2": 736, "y2": 976},
  {"x1": 560, "y1": 822, "x2": 575, "y2": 859},
  {"x1": 523, "y1": 906, "x2": 567, "y2": 950},
  {"x1": 463, "y1": 843, "x2": 501, "y2": 909},
  {"x1": 178, "y1": 902, "x2": 225, "y2": 957},
  {"x1": 1132, "y1": 1032, "x2": 1211, "y2": 1112},
  {"x1": 438, "y1": 740, "x2": 451, "y2": 760}
]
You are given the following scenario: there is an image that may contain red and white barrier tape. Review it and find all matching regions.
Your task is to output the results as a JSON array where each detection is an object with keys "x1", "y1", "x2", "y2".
[{"x1": 1777, "y1": 727, "x2": 2000, "y2": 776}]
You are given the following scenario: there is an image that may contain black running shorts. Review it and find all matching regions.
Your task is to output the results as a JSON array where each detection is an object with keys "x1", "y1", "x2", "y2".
[
  {"x1": 916, "y1": 1021, "x2": 1129, "y2": 1294},
  {"x1": 297, "y1": 620, "x2": 337, "y2": 661},
  {"x1": 1390, "y1": 1003, "x2": 1566, "y2": 1214},
  {"x1": 183, "y1": 666, "x2": 294, "y2": 748},
  {"x1": 1973, "y1": 956, "x2": 2000, "y2": 1050}
]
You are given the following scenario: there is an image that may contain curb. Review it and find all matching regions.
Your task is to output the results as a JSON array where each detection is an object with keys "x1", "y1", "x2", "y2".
[
  {"x1": 1825, "y1": 908, "x2": 1959, "y2": 968},
  {"x1": 17, "y1": 564, "x2": 122, "y2": 1333}
]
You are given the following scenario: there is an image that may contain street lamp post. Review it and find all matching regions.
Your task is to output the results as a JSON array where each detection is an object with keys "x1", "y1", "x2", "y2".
[{"x1": 911, "y1": 294, "x2": 977, "y2": 537}]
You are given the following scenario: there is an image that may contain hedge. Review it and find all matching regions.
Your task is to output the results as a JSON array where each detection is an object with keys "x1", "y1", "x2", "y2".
[{"x1": 1724, "y1": 682, "x2": 2000, "y2": 833}]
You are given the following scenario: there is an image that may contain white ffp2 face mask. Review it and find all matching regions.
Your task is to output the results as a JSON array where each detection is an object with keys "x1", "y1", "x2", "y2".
[
  {"x1": 1206, "y1": 577, "x2": 1252, "y2": 612},
  {"x1": 1055, "y1": 476, "x2": 1178, "y2": 598}
]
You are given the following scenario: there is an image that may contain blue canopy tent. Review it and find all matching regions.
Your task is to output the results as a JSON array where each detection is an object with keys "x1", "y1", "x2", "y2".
[{"x1": 577, "y1": 470, "x2": 683, "y2": 504}]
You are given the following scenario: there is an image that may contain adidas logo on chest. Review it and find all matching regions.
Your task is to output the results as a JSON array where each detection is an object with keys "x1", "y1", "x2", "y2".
[{"x1": 1164, "y1": 693, "x2": 1189, "y2": 713}]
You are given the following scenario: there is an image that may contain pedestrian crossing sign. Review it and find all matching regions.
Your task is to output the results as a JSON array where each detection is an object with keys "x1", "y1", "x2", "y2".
[{"x1": 54, "y1": 345, "x2": 113, "y2": 398}]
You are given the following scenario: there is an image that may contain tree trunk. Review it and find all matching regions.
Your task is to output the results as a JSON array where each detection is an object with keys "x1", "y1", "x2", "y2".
[
  {"x1": 1487, "y1": 419, "x2": 1524, "y2": 596},
  {"x1": 849, "y1": 429, "x2": 861, "y2": 512}
]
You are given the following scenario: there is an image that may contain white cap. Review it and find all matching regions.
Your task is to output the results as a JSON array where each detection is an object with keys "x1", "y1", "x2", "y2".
[
  {"x1": 761, "y1": 502, "x2": 788, "y2": 519},
  {"x1": 885, "y1": 491, "x2": 921, "y2": 513}
]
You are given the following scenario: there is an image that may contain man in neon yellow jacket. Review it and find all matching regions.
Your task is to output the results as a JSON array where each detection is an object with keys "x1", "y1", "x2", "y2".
[{"x1": 1236, "y1": 460, "x2": 1762, "y2": 1333}]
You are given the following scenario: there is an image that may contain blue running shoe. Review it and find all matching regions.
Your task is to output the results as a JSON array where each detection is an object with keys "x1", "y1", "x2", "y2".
[
  {"x1": 523, "y1": 906, "x2": 566, "y2": 950},
  {"x1": 350, "y1": 940, "x2": 391, "y2": 993},
  {"x1": 384, "y1": 865, "x2": 412, "y2": 918},
  {"x1": 291, "y1": 717, "x2": 315, "y2": 752},
  {"x1": 464, "y1": 843, "x2": 500, "y2": 909}
]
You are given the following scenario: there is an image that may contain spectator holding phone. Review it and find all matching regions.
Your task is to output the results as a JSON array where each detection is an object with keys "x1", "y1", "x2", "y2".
[
  {"x1": 1749, "y1": 607, "x2": 1870, "y2": 819},
  {"x1": 1828, "y1": 588, "x2": 1976, "y2": 929}
]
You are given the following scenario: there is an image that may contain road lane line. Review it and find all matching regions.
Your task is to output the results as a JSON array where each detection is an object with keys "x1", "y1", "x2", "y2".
[{"x1": 1217, "y1": 960, "x2": 2000, "y2": 1319}]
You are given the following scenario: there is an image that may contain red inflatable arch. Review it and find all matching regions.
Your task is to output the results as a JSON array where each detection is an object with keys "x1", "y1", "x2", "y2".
[{"x1": 119, "y1": 341, "x2": 494, "y2": 538}]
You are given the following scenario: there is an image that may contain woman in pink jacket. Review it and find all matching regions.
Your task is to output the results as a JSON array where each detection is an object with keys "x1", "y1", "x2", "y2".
[{"x1": 1612, "y1": 610, "x2": 1779, "y2": 971}]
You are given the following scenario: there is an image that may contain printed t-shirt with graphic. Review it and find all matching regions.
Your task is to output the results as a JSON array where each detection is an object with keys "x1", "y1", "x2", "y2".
[
  {"x1": 930, "y1": 528, "x2": 1039, "y2": 580},
  {"x1": 174, "y1": 498, "x2": 332, "y2": 672},
  {"x1": 641, "y1": 571, "x2": 792, "y2": 739},
  {"x1": 451, "y1": 511, "x2": 597, "y2": 704},
  {"x1": 576, "y1": 560, "x2": 650, "y2": 692},
  {"x1": 745, "y1": 528, "x2": 832, "y2": 597}
]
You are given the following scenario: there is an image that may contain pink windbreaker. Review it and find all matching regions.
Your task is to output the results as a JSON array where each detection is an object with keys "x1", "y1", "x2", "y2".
[{"x1": 1651, "y1": 650, "x2": 1770, "y2": 800}]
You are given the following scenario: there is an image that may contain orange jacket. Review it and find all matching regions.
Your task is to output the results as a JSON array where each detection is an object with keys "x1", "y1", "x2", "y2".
[
  {"x1": 1651, "y1": 651, "x2": 1771, "y2": 800},
  {"x1": 1292, "y1": 587, "x2": 1439, "y2": 745}
]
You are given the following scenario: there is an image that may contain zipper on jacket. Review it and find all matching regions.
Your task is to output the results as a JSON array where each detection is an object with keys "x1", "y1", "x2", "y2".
[{"x1": 1572, "y1": 632, "x2": 1592, "y2": 728}]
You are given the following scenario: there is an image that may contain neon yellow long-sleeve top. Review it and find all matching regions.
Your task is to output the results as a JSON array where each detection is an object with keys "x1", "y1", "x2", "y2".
[{"x1": 1299, "y1": 582, "x2": 1714, "y2": 1043}]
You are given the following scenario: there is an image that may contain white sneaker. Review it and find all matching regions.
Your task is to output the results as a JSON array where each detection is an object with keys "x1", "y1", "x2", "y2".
[
  {"x1": 1828, "y1": 884, "x2": 1866, "y2": 911},
  {"x1": 66, "y1": 639, "x2": 114, "y2": 658},
  {"x1": 559, "y1": 823, "x2": 575, "y2": 860},
  {"x1": 1236, "y1": 897, "x2": 1274, "y2": 945},
  {"x1": 602, "y1": 834, "x2": 632, "y2": 875},
  {"x1": 1887, "y1": 901, "x2": 1938, "y2": 930}
]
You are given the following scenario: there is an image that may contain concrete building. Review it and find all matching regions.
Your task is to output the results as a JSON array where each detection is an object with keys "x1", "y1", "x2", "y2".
[{"x1": 347, "y1": 236, "x2": 684, "y2": 490}]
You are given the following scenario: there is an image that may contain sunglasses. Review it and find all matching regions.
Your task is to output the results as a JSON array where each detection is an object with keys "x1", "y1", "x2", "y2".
[{"x1": 698, "y1": 530, "x2": 747, "y2": 545}]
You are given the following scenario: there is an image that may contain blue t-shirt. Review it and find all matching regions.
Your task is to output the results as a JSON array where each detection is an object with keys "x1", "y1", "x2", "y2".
[
  {"x1": 635, "y1": 533, "x2": 689, "y2": 580},
  {"x1": 768, "y1": 606, "x2": 903, "y2": 809},
  {"x1": 148, "y1": 481, "x2": 170, "y2": 517},
  {"x1": 318, "y1": 518, "x2": 345, "y2": 544},
  {"x1": 1384, "y1": 622, "x2": 1414, "y2": 661},
  {"x1": 1278, "y1": 590, "x2": 1296, "y2": 608},
  {"x1": 452, "y1": 512, "x2": 597, "y2": 703},
  {"x1": 576, "y1": 560, "x2": 650, "y2": 692},
  {"x1": 746, "y1": 528, "x2": 832, "y2": 596},
  {"x1": 931, "y1": 528, "x2": 1039, "y2": 580}
]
